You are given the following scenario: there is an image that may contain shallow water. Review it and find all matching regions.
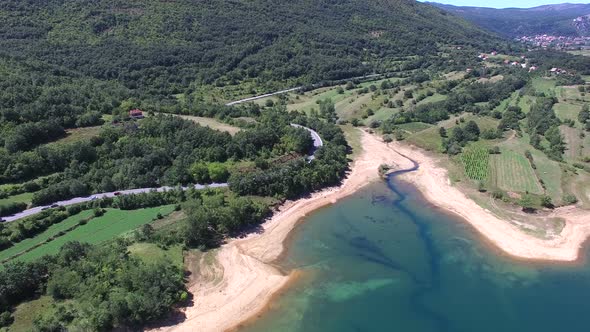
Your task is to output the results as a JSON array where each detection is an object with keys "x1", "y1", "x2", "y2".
[{"x1": 240, "y1": 174, "x2": 590, "y2": 332}]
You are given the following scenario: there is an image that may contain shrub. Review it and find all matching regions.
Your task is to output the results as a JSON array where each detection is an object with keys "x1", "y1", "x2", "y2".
[
  {"x1": 491, "y1": 190, "x2": 504, "y2": 199},
  {"x1": 0, "y1": 311, "x2": 13, "y2": 327},
  {"x1": 562, "y1": 194, "x2": 578, "y2": 205},
  {"x1": 93, "y1": 208, "x2": 105, "y2": 217}
]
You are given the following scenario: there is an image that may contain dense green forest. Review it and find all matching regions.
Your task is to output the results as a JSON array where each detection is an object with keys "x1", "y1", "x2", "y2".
[{"x1": 0, "y1": 0, "x2": 504, "y2": 100}]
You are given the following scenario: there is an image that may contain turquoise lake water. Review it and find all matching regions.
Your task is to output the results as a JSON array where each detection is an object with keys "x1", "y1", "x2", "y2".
[{"x1": 240, "y1": 172, "x2": 590, "y2": 332}]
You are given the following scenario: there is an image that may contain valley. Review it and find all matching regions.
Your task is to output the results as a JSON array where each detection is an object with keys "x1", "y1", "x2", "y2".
[{"x1": 0, "y1": 0, "x2": 590, "y2": 331}]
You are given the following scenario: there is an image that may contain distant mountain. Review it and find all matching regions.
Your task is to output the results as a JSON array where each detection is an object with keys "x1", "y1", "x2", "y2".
[{"x1": 429, "y1": 2, "x2": 590, "y2": 37}]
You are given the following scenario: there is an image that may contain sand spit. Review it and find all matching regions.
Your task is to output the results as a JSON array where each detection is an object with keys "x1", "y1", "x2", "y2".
[{"x1": 153, "y1": 130, "x2": 590, "y2": 332}]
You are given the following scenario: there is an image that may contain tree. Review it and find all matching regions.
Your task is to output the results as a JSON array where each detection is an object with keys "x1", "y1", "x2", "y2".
[
  {"x1": 541, "y1": 195, "x2": 553, "y2": 208},
  {"x1": 207, "y1": 163, "x2": 229, "y2": 183},
  {"x1": 191, "y1": 163, "x2": 210, "y2": 183},
  {"x1": 450, "y1": 127, "x2": 465, "y2": 145},
  {"x1": 463, "y1": 120, "x2": 480, "y2": 141}
]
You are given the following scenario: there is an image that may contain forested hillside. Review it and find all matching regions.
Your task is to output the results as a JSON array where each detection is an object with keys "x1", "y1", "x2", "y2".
[
  {"x1": 0, "y1": 0, "x2": 502, "y2": 100},
  {"x1": 431, "y1": 3, "x2": 590, "y2": 37}
]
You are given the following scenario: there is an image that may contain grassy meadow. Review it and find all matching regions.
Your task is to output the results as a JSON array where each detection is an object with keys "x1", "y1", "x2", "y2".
[{"x1": 1, "y1": 206, "x2": 175, "y2": 264}]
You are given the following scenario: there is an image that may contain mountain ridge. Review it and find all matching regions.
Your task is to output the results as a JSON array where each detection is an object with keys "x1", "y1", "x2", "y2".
[{"x1": 429, "y1": 2, "x2": 590, "y2": 37}]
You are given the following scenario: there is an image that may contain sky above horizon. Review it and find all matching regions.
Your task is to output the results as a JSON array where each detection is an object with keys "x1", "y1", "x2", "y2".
[{"x1": 422, "y1": 0, "x2": 590, "y2": 8}]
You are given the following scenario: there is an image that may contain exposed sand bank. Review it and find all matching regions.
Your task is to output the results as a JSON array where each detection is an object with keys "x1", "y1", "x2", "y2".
[
  {"x1": 387, "y1": 140, "x2": 590, "y2": 262},
  {"x1": 153, "y1": 131, "x2": 409, "y2": 332},
  {"x1": 154, "y1": 130, "x2": 590, "y2": 332}
]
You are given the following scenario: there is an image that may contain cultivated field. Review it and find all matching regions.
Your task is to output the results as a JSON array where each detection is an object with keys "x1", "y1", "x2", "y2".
[
  {"x1": 489, "y1": 149, "x2": 544, "y2": 194},
  {"x1": 500, "y1": 136, "x2": 563, "y2": 200},
  {"x1": 461, "y1": 145, "x2": 489, "y2": 181},
  {"x1": 0, "y1": 210, "x2": 95, "y2": 263},
  {"x1": 3, "y1": 205, "x2": 174, "y2": 263},
  {"x1": 560, "y1": 125, "x2": 590, "y2": 162}
]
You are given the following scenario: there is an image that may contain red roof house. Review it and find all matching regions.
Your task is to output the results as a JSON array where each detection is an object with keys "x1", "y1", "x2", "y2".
[{"x1": 129, "y1": 109, "x2": 144, "y2": 119}]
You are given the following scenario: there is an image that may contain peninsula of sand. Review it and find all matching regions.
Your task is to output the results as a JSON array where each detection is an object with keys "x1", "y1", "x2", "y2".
[{"x1": 155, "y1": 129, "x2": 590, "y2": 332}]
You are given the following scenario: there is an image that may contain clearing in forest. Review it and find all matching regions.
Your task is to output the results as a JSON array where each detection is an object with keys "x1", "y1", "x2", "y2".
[{"x1": 175, "y1": 115, "x2": 241, "y2": 135}]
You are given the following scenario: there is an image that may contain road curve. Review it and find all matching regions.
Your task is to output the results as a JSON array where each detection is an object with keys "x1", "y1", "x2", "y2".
[
  {"x1": 290, "y1": 123, "x2": 323, "y2": 161},
  {"x1": 2, "y1": 123, "x2": 322, "y2": 223}
]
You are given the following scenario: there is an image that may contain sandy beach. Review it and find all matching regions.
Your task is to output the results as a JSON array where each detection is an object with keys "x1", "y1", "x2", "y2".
[{"x1": 154, "y1": 130, "x2": 590, "y2": 332}]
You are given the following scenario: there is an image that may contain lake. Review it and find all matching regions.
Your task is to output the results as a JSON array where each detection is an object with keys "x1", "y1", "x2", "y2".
[{"x1": 240, "y1": 173, "x2": 590, "y2": 332}]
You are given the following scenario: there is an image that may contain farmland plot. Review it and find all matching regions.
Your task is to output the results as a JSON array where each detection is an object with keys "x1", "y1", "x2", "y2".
[{"x1": 490, "y1": 149, "x2": 544, "y2": 194}]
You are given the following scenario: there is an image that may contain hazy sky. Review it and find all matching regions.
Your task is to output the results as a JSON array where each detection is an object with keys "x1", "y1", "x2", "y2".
[{"x1": 423, "y1": 0, "x2": 590, "y2": 8}]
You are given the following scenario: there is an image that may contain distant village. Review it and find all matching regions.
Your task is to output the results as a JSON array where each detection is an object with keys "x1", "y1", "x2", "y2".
[
  {"x1": 516, "y1": 34, "x2": 590, "y2": 50},
  {"x1": 467, "y1": 50, "x2": 572, "y2": 77}
]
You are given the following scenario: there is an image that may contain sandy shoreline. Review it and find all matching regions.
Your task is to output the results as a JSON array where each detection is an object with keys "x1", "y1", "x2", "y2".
[{"x1": 153, "y1": 130, "x2": 590, "y2": 332}]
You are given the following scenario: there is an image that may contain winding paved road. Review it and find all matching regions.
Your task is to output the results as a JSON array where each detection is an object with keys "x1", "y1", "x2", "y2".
[{"x1": 2, "y1": 125, "x2": 322, "y2": 223}]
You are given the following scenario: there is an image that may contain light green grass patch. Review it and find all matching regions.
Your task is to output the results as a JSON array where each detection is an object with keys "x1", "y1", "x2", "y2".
[
  {"x1": 0, "y1": 210, "x2": 95, "y2": 263},
  {"x1": 340, "y1": 125, "x2": 362, "y2": 159},
  {"x1": 11, "y1": 206, "x2": 174, "y2": 262},
  {"x1": 532, "y1": 77, "x2": 556, "y2": 95},
  {"x1": 128, "y1": 242, "x2": 184, "y2": 268},
  {"x1": 10, "y1": 296, "x2": 55, "y2": 332},
  {"x1": 335, "y1": 92, "x2": 374, "y2": 120},
  {"x1": 366, "y1": 107, "x2": 398, "y2": 124},
  {"x1": 398, "y1": 122, "x2": 432, "y2": 134},
  {"x1": 173, "y1": 115, "x2": 241, "y2": 135},
  {"x1": 490, "y1": 149, "x2": 543, "y2": 194},
  {"x1": 58, "y1": 126, "x2": 102, "y2": 144},
  {"x1": 416, "y1": 93, "x2": 447, "y2": 106},
  {"x1": 553, "y1": 103, "x2": 581, "y2": 122},
  {"x1": 501, "y1": 135, "x2": 563, "y2": 200},
  {"x1": 560, "y1": 125, "x2": 590, "y2": 162},
  {"x1": 517, "y1": 95, "x2": 536, "y2": 114},
  {"x1": 0, "y1": 192, "x2": 34, "y2": 206}
]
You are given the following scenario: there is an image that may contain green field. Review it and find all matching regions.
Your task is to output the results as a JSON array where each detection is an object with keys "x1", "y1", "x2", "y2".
[
  {"x1": 490, "y1": 149, "x2": 543, "y2": 194},
  {"x1": 405, "y1": 125, "x2": 445, "y2": 151},
  {"x1": 517, "y1": 95, "x2": 535, "y2": 114},
  {"x1": 398, "y1": 122, "x2": 433, "y2": 134},
  {"x1": 461, "y1": 145, "x2": 489, "y2": 181},
  {"x1": 129, "y1": 242, "x2": 184, "y2": 268},
  {"x1": 0, "y1": 210, "x2": 95, "y2": 263},
  {"x1": 416, "y1": 93, "x2": 447, "y2": 106},
  {"x1": 503, "y1": 135, "x2": 563, "y2": 201},
  {"x1": 532, "y1": 77, "x2": 557, "y2": 95},
  {"x1": 553, "y1": 103, "x2": 582, "y2": 122},
  {"x1": 3, "y1": 206, "x2": 175, "y2": 263},
  {"x1": 0, "y1": 192, "x2": 34, "y2": 206},
  {"x1": 561, "y1": 125, "x2": 590, "y2": 162},
  {"x1": 366, "y1": 107, "x2": 398, "y2": 123},
  {"x1": 559, "y1": 86, "x2": 589, "y2": 103}
]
